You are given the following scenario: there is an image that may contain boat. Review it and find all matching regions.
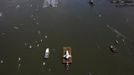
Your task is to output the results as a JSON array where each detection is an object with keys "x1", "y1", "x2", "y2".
[
  {"x1": 109, "y1": 45, "x2": 119, "y2": 53},
  {"x1": 62, "y1": 46, "x2": 72, "y2": 70},
  {"x1": 44, "y1": 48, "x2": 50, "y2": 59}
]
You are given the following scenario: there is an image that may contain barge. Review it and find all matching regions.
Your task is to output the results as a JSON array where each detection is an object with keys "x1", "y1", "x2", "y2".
[{"x1": 62, "y1": 46, "x2": 72, "y2": 70}]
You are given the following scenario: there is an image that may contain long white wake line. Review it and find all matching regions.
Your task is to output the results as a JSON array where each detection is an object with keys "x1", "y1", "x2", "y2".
[
  {"x1": 107, "y1": 25, "x2": 126, "y2": 39},
  {"x1": 17, "y1": 63, "x2": 21, "y2": 71},
  {"x1": 16, "y1": 63, "x2": 21, "y2": 75}
]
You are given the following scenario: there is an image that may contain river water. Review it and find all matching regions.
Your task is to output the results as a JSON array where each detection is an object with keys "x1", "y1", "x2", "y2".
[{"x1": 0, "y1": 0, "x2": 134, "y2": 75}]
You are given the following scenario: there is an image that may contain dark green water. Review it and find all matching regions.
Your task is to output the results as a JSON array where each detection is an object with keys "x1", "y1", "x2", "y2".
[{"x1": 0, "y1": 0, "x2": 134, "y2": 75}]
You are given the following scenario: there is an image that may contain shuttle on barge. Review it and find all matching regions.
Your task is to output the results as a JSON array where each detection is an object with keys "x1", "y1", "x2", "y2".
[{"x1": 62, "y1": 46, "x2": 72, "y2": 70}]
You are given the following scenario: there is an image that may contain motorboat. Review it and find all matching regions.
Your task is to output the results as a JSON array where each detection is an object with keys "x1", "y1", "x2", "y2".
[{"x1": 44, "y1": 48, "x2": 50, "y2": 59}]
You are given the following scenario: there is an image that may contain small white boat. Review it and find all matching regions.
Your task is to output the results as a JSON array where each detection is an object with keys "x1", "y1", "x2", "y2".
[{"x1": 44, "y1": 48, "x2": 50, "y2": 59}]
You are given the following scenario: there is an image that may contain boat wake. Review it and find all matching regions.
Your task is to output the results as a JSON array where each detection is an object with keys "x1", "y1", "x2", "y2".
[
  {"x1": 107, "y1": 25, "x2": 126, "y2": 39},
  {"x1": 16, "y1": 63, "x2": 21, "y2": 74}
]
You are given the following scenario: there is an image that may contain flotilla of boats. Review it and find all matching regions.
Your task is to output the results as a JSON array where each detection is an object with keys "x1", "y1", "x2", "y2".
[
  {"x1": 42, "y1": 40, "x2": 121, "y2": 71},
  {"x1": 1, "y1": 41, "x2": 122, "y2": 71},
  {"x1": 1, "y1": 39, "x2": 123, "y2": 72},
  {"x1": 43, "y1": 45, "x2": 72, "y2": 71}
]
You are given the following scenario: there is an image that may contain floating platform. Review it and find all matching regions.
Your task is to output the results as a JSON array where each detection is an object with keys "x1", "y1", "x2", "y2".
[{"x1": 62, "y1": 46, "x2": 72, "y2": 64}]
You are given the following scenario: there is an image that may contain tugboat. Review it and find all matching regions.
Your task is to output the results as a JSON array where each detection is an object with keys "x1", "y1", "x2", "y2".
[
  {"x1": 62, "y1": 46, "x2": 72, "y2": 71},
  {"x1": 44, "y1": 48, "x2": 50, "y2": 59}
]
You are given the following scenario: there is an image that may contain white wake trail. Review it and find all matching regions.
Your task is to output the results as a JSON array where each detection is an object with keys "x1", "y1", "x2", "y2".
[{"x1": 107, "y1": 25, "x2": 126, "y2": 39}]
